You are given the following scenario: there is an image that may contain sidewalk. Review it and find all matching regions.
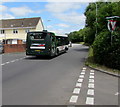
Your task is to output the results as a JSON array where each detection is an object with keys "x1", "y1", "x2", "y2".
[{"x1": 87, "y1": 65, "x2": 120, "y2": 78}]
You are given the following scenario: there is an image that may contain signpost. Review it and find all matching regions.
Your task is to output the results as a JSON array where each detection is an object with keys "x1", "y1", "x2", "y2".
[{"x1": 106, "y1": 16, "x2": 120, "y2": 45}]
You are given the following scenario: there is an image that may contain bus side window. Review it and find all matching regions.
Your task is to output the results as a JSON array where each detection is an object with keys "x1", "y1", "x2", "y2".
[
  {"x1": 51, "y1": 34, "x2": 55, "y2": 42},
  {"x1": 58, "y1": 38, "x2": 61, "y2": 46}
]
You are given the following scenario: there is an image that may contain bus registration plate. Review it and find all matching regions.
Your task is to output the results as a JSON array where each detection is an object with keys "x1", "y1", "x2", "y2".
[{"x1": 35, "y1": 50, "x2": 41, "y2": 52}]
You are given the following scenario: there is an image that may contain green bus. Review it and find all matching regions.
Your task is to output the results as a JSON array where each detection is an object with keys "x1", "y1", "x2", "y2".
[{"x1": 26, "y1": 30, "x2": 69, "y2": 57}]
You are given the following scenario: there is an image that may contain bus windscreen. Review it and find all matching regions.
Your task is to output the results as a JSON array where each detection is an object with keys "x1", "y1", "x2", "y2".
[{"x1": 29, "y1": 33, "x2": 47, "y2": 40}]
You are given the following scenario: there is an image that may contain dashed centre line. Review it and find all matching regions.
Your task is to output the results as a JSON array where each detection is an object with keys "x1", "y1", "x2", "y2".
[
  {"x1": 87, "y1": 89, "x2": 94, "y2": 96},
  {"x1": 79, "y1": 75, "x2": 84, "y2": 78},
  {"x1": 69, "y1": 95, "x2": 78, "y2": 103},
  {"x1": 86, "y1": 97, "x2": 94, "y2": 105},
  {"x1": 81, "y1": 72, "x2": 85, "y2": 75},
  {"x1": 73, "y1": 88, "x2": 81, "y2": 94},
  {"x1": 83, "y1": 67, "x2": 86, "y2": 70},
  {"x1": 88, "y1": 83, "x2": 94, "y2": 89},
  {"x1": 89, "y1": 75, "x2": 94, "y2": 79},
  {"x1": 90, "y1": 70, "x2": 94, "y2": 73},
  {"x1": 82, "y1": 69, "x2": 86, "y2": 72},
  {"x1": 85, "y1": 69, "x2": 95, "y2": 105},
  {"x1": 90, "y1": 73, "x2": 94, "y2": 75},
  {"x1": 76, "y1": 83, "x2": 82, "y2": 88},
  {"x1": 78, "y1": 78, "x2": 83, "y2": 83},
  {"x1": 89, "y1": 79, "x2": 94, "y2": 83},
  {"x1": 69, "y1": 67, "x2": 95, "y2": 105},
  {"x1": 1, "y1": 56, "x2": 27, "y2": 66}
]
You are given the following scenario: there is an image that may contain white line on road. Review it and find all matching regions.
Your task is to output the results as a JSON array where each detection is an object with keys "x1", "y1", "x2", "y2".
[
  {"x1": 89, "y1": 79, "x2": 94, "y2": 83},
  {"x1": 115, "y1": 92, "x2": 119, "y2": 96},
  {"x1": 78, "y1": 78, "x2": 83, "y2": 83},
  {"x1": 89, "y1": 75, "x2": 94, "y2": 79},
  {"x1": 82, "y1": 69, "x2": 86, "y2": 72},
  {"x1": 1, "y1": 63, "x2": 5, "y2": 66},
  {"x1": 69, "y1": 95, "x2": 78, "y2": 103},
  {"x1": 86, "y1": 97, "x2": 94, "y2": 105},
  {"x1": 87, "y1": 89, "x2": 94, "y2": 96},
  {"x1": 79, "y1": 75, "x2": 84, "y2": 78},
  {"x1": 90, "y1": 73, "x2": 94, "y2": 75},
  {"x1": 6, "y1": 62, "x2": 10, "y2": 64},
  {"x1": 76, "y1": 83, "x2": 82, "y2": 88},
  {"x1": 73, "y1": 88, "x2": 81, "y2": 94},
  {"x1": 1, "y1": 57, "x2": 27, "y2": 66},
  {"x1": 88, "y1": 83, "x2": 94, "y2": 89},
  {"x1": 90, "y1": 70, "x2": 94, "y2": 73},
  {"x1": 11, "y1": 60, "x2": 16, "y2": 62},
  {"x1": 83, "y1": 67, "x2": 86, "y2": 70},
  {"x1": 81, "y1": 72, "x2": 85, "y2": 75}
]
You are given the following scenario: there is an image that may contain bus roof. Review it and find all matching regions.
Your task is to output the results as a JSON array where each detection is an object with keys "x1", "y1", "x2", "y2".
[
  {"x1": 55, "y1": 35, "x2": 68, "y2": 37},
  {"x1": 28, "y1": 30, "x2": 55, "y2": 34}
]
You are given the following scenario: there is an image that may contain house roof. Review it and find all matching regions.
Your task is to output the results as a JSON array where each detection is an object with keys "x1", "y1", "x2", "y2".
[{"x1": 0, "y1": 17, "x2": 42, "y2": 29}]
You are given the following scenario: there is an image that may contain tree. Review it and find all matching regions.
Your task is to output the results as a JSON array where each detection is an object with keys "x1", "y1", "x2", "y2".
[{"x1": 84, "y1": 2, "x2": 120, "y2": 70}]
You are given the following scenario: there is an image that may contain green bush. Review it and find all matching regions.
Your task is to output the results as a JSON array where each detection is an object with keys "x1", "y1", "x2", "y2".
[
  {"x1": 92, "y1": 30, "x2": 120, "y2": 70},
  {"x1": 83, "y1": 27, "x2": 95, "y2": 45}
]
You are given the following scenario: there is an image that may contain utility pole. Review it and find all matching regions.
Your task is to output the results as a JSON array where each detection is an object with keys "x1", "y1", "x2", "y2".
[{"x1": 95, "y1": 2, "x2": 98, "y2": 37}]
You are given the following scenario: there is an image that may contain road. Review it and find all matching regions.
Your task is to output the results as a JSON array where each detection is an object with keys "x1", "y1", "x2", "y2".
[{"x1": 2, "y1": 44, "x2": 119, "y2": 106}]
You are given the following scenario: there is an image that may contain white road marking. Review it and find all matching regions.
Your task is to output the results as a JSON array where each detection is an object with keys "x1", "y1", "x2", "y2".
[
  {"x1": 1, "y1": 57, "x2": 26, "y2": 66},
  {"x1": 87, "y1": 89, "x2": 94, "y2": 96},
  {"x1": 115, "y1": 92, "x2": 119, "y2": 96},
  {"x1": 79, "y1": 75, "x2": 84, "y2": 78},
  {"x1": 69, "y1": 95, "x2": 78, "y2": 103},
  {"x1": 89, "y1": 75, "x2": 94, "y2": 79},
  {"x1": 1, "y1": 63, "x2": 5, "y2": 65},
  {"x1": 15, "y1": 59, "x2": 19, "y2": 61},
  {"x1": 73, "y1": 88, "x2": 81, "y2": 94},
  {"x1": 90, "y1": 70, "x2": 94, "y2": 73},
  {"x1": 89, "y1": 79, "x2": 94, "y2": 83},
  {"x1": 11, "y1": 60, "x2": 15, "y2": 62},
  {"x1": 88, "y1": 83, "x2": 94, "y2": 88},
  {"x1": 82, "y1": 69, "x2": 86, "y2": 72},
  {"x1": 78, "y1": 78, "x2": 83, "y2": 83},
  {"x1": 83, "y1": 67, "x2": 86, "y2": 70},
  {"x1": 76, "y1": 83, "x2": 82, "y2": 88},
  {"x1": 86, "y1": 97, "x2": 94, "y2": 105},
  {"x1": 81, "y1": 72, "x2": 85, "y2": 75},
  {"x1": 90, "y1": 73, "x2": 94, "y2": 75},
  {"x1": 6, "y1": 62, "x2": 10, "y2": 64}
]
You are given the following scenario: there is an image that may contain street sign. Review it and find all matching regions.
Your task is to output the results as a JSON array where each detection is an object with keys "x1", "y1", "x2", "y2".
[
  {"x1": 106, "y1": 16, "x2": 120, "y2": 45},
  {"x1": 106, "y1": 16, "x2": 120, "y2": 32}
]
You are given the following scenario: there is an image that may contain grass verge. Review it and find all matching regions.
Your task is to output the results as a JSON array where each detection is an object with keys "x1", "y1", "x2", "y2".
[{"x1": 85, "y1": 47, "x2": 120, "y2": 74}]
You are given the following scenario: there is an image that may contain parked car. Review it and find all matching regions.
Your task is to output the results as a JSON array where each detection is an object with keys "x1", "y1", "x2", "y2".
[
  {"x1": 0, "y1": 42, "x2": 3, "y2": 53},
  {"x1": 69, "y1": 41, "x2": 72, "y2": 47}
]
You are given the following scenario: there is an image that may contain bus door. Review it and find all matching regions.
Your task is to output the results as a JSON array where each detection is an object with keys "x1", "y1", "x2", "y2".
[{"x1": 50, "y1": 34, "x2": 56, "y2": 56}]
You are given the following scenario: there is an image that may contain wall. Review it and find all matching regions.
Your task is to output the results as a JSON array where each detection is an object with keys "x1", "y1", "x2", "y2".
[
  {"x1": 3, "y1": 44, "x2": 26, "y2": 53},
  {"x1": 0, "y1": 28, "x2": 36, "y2": 41},
  {"x1": 36, "y1": 20, "x2": 44, "y2": 31}
]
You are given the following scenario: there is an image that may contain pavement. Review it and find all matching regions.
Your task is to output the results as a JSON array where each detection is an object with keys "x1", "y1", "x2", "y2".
[{"x1": 1, "y1": 44, "x2": 119, "y2": 106}]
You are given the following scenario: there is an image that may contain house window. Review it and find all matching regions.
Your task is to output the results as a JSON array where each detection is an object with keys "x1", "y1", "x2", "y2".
[
  {"x1": 0, "y1": 30, "x2": 5, "y2": 34},
  {"x1": 25, "y1": 29, "x2": 30, "y2": 33},
  {"x1": 13, "y1": 29, "x2": 18, "y2": 34}
]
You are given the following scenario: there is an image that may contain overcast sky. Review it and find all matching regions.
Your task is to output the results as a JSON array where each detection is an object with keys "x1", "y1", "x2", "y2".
[{"x1": 1, "y1": 0, "x2": 111, "y2": 34}]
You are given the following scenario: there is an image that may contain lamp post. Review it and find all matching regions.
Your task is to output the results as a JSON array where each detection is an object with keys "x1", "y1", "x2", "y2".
[
  {"x1": 46, "y1": 20, "x2": 51, "y2": 31},
  {"x1": 95, "y1": 2, "x2": 98, "y2": 37}
]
